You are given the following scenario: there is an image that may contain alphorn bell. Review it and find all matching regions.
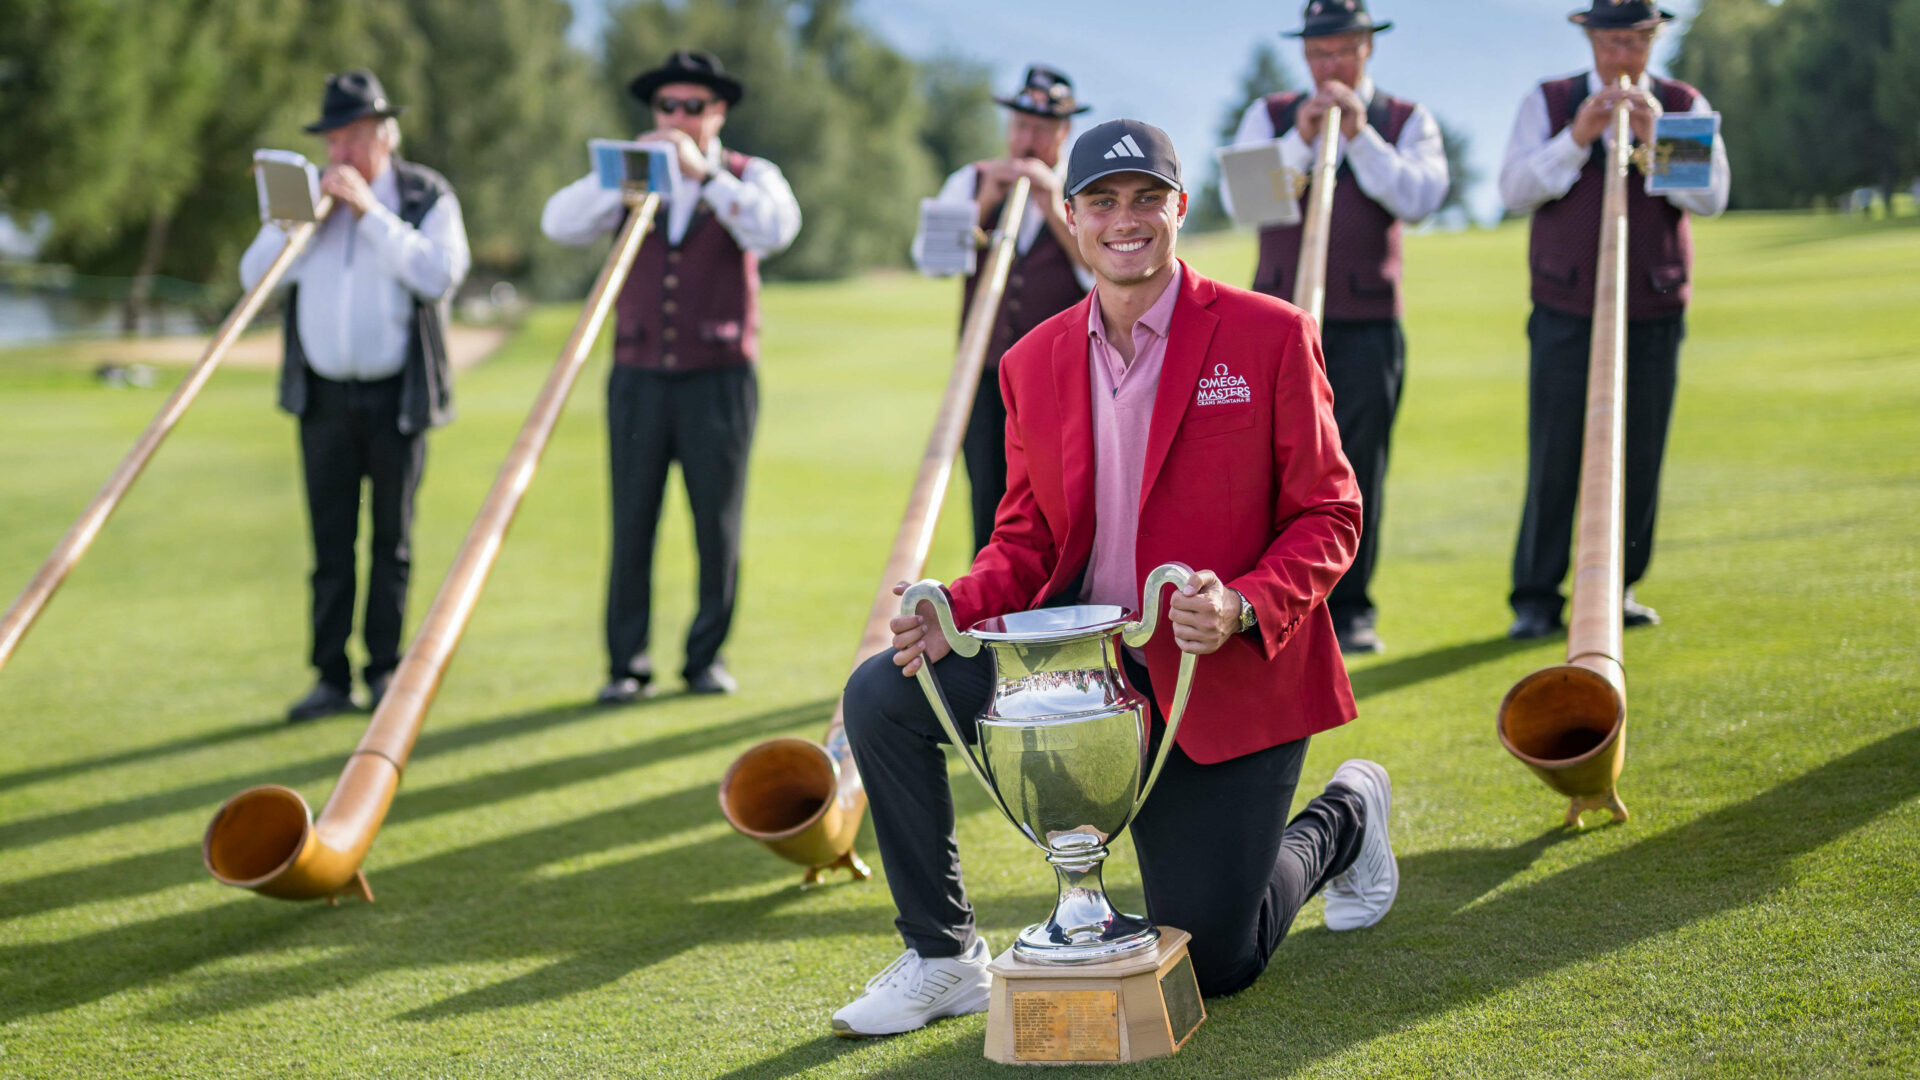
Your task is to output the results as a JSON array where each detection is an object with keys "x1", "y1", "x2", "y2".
[
  {"x1": 1498, "y1": 75, "x2": 1636, "y2": 828},
  {"x1": 1291, "y1": 104, "x2": 1341, "y2": 325},
  {"x1": 202, "y1": 193, "x2": 663, "y2": 902},
  {"x1": 0, "y1": 196, "x2": 335, "y2": 678},
  {"x1": 719, "y1": 177, "x2": 1035, "y2": 886}
]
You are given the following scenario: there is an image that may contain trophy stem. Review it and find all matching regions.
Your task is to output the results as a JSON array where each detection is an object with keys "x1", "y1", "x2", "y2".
[{"x1": 1013, "y1": 845, "x2": 1159, "y2": 964}]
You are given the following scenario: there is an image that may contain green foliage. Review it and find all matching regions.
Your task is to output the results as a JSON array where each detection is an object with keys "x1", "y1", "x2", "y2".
[
  {"x1": 1675, "y1": 0, "x2": 1918, "y2": 208},
  {"x1": 918, "y1": 55, "x2": 1004, "y2": 183},
  {"x1": 601, "y1": 0, "x2": 950, "y2": 280},
  {"x1": 1189, "y1": 42, "x2": 1299, "y2": 232}
]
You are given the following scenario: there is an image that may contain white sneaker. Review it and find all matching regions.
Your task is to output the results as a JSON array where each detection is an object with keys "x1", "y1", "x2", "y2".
[
  {"x1": 1322, "y1": 759, "x2": 1398, "y2": 931},
  {"x1": 831, "y1": 938, "x2": 993, "y2": 1037}
]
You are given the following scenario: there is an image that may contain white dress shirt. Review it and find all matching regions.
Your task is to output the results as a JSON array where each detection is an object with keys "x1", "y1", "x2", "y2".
[
  {"x1": 910, "y1": 160, "x2": 1096, "y2": 290},
  {"x1": 540, "y1": 138, "x2": 801, "y2": 255},
  {"x1": 1226, "y1": 78, "x2": 1450, "y2": 225},
  {"x1": 238, "y1": 165, "x2": 470, "y2": 382},
  {"x1": 1499, "y1": 70, "x2": 1731, "y2": 219}
]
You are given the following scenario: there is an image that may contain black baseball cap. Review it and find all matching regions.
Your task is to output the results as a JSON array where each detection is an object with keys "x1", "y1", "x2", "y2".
[{"x1": 1065, "y1": 119, "x2": 1183, "y2": 197}]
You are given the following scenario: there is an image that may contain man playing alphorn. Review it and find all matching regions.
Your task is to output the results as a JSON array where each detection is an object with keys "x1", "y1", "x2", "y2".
[
  {"x1": 1499, "y1": 0, "x2": 1729, "y2": 640},
  {"x1": 542, "y1": 49, "x2": 801, "y2": 701},
  {"x1": 1226, "y1": 0, "x2": 1447, "y2": 656},
  {"x1": 911, "y1": 65, "x2": 1094, "y2": 554},
  {"x1": 831, "y1": 120, "x2": 1398, "y2": 1038},
  {"x1": 240, "y1": 71, "x2": 471, "y2": 722}
]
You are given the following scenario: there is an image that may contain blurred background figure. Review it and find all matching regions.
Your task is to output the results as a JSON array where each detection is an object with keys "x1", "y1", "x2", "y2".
[
  {"x1": 1226, "y1": 0, "x2": 1448, "y2": 656},
  {"x1": 1499, "y1": 0, "x2": 1730, "y2": 641},
  {"x1": 542, "y1": 49, "x2": 801, "y2": 703},
  {"x1": 910, "y1": 64, "x2": 1094, "y2": 555},
  {"x1": 238, "y1": 70, "x2": 470, "y2": 722}
]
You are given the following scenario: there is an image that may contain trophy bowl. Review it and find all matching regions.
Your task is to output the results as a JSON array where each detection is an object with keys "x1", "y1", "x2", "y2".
[{"x1": 903, "y1": 564, "x2": 1200, "y2": 964}]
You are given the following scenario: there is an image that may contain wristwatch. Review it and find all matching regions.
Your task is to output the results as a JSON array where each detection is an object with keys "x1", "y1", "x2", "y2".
[{"x1": 1230, "y1": 588, "x2": 1258, "y2": 634}]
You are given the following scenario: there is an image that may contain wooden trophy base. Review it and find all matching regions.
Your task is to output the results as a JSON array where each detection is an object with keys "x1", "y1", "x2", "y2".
[{"x1": 983, "y1": 927, "x2": 1204, "y2": 1065}]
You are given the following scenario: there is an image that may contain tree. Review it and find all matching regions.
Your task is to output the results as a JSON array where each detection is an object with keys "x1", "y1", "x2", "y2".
[
  {"x1": 1189, "y1": 42, "x2": 1298, "y2": 232},
  {"x1": 1434, "y1": 115, "x2": 1479, "y2": 220},
  {"x1": 918, "y1": 54, "x2": 1002, "y2": 183},
  {"x1": 602, "y1": 0, "x2": 946, "y2": 280}
]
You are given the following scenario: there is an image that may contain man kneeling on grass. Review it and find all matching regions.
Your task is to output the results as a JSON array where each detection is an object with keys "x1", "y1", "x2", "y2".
[{"x1": 830, "y1": 118, "x2": 1399, "y2": 1037}]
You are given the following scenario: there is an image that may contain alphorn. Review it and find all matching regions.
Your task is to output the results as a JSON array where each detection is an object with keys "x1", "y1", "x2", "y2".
[
  {"x1": 1498, "y1": 75, "x2": 1635, "y2": 828},
  {"x1": 719, "y1": 176, "x2": 1035, "y2": 886},
  {"x1": 0, "y1": 197, "x2": 335, "y2": 678},
  {"x1": 202, "y1": 193, "x2": 662, "y2": 902},
  {"x1": 1291, "y1": 105, "x2": 1342, "y2": 325}
]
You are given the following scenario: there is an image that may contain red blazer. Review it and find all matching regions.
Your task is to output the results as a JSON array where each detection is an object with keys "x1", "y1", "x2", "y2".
[{"x1": 947, "y1": 261, "x2": 1362, "y2": 764}]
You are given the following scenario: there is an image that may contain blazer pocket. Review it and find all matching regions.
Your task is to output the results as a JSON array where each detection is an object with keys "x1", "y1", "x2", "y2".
[
  {"x1": 1647, "y1": 263, "x2": 1689, "y2": 294},
  {"x1": 1179, "y1": 408, "x2": 1257, "y2": 440}
]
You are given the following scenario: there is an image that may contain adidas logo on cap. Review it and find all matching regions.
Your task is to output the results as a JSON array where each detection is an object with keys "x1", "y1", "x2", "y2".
[{"x1": 1103, "y1": 134, "x2": 1145, "y2": 160}]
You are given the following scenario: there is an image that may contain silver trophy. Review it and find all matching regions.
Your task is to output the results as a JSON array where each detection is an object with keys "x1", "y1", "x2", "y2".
[{"x1": 900, "y1": 563, "x2": 1199, "y2": 963}]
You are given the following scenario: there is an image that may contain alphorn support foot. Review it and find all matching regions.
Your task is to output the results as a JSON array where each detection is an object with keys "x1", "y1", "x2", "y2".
[
  {"x1": 801, "y1": 849, "x2": 872, "y2": 889},
  {"x1": 326, "y1": 869, "x2": 376, "y2": 906},
  {"x1": 1565, "y1": 790, "x2": 1629, "y2": 829}
]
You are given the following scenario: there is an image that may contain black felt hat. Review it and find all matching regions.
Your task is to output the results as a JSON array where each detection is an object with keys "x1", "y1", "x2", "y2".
[
  {"x1": 303, "y1": 70, "x2": 405, "y2": 134},
  {"x1": 993, "y1": 65, "x2": 1092, "y2": 118},
  {"x1": 628, "y1": 49, "x2": 745, "y2": 107},
  {"x1": 1284, "y1": 0, "x2": 1393, "y2": 39},
  {"x1": 1569, "y1": 1, "x2": 1676, "y2": 30}
]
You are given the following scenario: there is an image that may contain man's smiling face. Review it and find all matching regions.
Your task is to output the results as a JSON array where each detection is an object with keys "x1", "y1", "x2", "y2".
[{"x1": 1066, "y1": 173, "x2": 1187, "y2": 288}]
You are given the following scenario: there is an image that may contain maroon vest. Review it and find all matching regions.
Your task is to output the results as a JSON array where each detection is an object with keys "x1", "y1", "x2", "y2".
[
  {"x1": 962, "y1": 168, "x2": 1088, "y2": 369},
  {"x1": 1528, "y1": 75, "x2": 1697, "y2": 321},
  {"x1": 613, "y1": 151, "x2": 759, "y2": 371},
  {"x1": 1253, "y1": 90, "x2": 1418, "y2": 322}
]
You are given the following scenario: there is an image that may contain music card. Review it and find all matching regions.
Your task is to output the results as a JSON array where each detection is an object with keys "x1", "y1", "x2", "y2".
[
  {"x1": 591, "y1": 139, "x2": 674, "y2": 194},
  {"x1": 916, "y1": 199, "x2": 980, "y2": 277},
  {"x1": 1216, "y1": 142, "x2": 1303, "y2": 229},
  {"x1": 1645, "y1": 113, "x2": 1719, "y2": 193},
  {"x1": 253, "y1": 150, "x2": 322, "y2": 224}
]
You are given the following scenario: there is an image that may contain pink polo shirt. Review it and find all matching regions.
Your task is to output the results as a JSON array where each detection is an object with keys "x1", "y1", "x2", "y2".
[{"x1": 1081, "y1": 264, "x2": 1183, "y2": 618}]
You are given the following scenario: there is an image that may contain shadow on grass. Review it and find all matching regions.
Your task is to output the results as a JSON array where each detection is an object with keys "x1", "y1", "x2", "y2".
[
  {"x1": 750, "y1": 726, "x2": 1920, "y2": 1079},
  {"x1": 0, "y1": 719, "x2": 285, "y2": 796},
  {"x1": 0, "y1": 698, "x2": 832, "y2": 922},
  {"x1": 1348, "y1": 634, "x2": 1535, "y2": 701},
  {"x1": 0, "y1": 696, "x2": 828, "y2": 852}
]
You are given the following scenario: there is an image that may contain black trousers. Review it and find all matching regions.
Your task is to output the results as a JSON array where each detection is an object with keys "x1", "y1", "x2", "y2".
[
  {"x1": 842, "y1": 648, "x2": 1365, "y2": 998},
  {"x1": 1510, "y1": 305, "x2": 1683, "y2": 618},
  {"x1": 605, "y1": 364, "x2": 758, "y2": 682},
  {"x1": 1322, "y1": 319, "x2": 1407, "y2": 629},
  {"x1": 960, "y1": 367, "x2": 1008, "y2": 556},
  {"x1": 297, "y1": 373, "x2": 424, "y2": 692}
]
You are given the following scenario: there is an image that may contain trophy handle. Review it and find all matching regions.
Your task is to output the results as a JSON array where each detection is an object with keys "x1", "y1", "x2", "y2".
[
  {"x1": 898, "y1": 581, "x2": 1021, "y2": 832},
  {"x1": 1120, "y1": 563, "x2": 1201, "y2": 826}
]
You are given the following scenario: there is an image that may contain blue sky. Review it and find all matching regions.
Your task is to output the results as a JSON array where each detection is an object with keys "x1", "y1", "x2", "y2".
[{"x1": 566, "y1": 0, "x2": 1700, "y2": 223}]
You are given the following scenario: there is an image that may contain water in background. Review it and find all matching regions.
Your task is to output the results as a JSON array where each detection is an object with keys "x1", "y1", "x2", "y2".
[{"x1": 0, "y1": 287, "x2": 205, "y2": 347}]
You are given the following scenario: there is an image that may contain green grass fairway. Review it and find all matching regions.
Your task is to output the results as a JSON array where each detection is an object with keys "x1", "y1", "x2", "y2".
[{"x1": 2, "y1": 213, "x2": 1916, "y2": 1078}]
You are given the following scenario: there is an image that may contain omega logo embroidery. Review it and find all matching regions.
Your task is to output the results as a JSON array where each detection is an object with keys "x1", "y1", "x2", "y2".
[{"x1": 1196, "y1": 363, "x2": 1252, "y2": 407}]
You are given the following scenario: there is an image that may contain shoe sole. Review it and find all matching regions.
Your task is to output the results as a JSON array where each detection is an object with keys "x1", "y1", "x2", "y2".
[{"x1": 1327, "y1": 760, "x2": 1398, "y2": 931}]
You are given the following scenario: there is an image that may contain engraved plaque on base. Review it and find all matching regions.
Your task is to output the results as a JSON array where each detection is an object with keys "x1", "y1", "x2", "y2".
[{"x1": 985, "y1": 927, "x2": 1205, "y2": 1065}]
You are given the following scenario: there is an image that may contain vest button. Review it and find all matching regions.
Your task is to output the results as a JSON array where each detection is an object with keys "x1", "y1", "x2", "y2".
[
  {"x1": 1009, "y1": 274, "x2": 1024, "y2": 289},
  {"x1": 663, "y1": 353, "x2": 677, "y2": 368},
  {"x1": 664, "y1": 274, "x2": 679, "y2": 289},
  {"x1": 667, "y1": 250, "x2": 681, "y2": 264},
  {"x1": 663, "y1": 300, "x2": 678, "y2": 315},
  {"x1": 1006, "y1": 299, "x2": 1022, "y2": 313},
  {"x1": 663, "y1": 327, "x2": 678, "y2": 341}
]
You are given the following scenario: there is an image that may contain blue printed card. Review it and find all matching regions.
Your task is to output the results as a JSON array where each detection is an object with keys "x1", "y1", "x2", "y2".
[
  {"x1": 590, "y1": 139, "x2": 673, "y2": 194},
  {"x1": 1646, "y1": 114, "x2": 1719, "y2": 193}
]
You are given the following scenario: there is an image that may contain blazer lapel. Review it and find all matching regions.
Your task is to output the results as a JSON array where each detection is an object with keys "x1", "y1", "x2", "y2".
[
  {"x1": 1138, "y1": 263, "x2": 1219, "y2": 510},
  {"x1": 1051, "y1": 298, "x2": 1097, "y2": 569}
]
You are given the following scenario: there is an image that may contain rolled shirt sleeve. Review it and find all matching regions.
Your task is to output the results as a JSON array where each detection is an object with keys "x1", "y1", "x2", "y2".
[
  {"x1": 541, "y1": 172, "x2": 627, "y2": 247},
  {"x1": 356, "y1": 192, "x2": 471, "y2": 301},
  {"x1": 702, "y1": 156, "x2": 802, "y2": 257}
]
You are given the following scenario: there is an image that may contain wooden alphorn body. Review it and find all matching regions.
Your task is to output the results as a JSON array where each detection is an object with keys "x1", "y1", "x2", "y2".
[
  {"x1": 0, "y1": 197, "x2": 335, "y2": 677},
  {"x1": 1291, "y1": 105, "x2": 1342, "y2": 325},
  {"x1": 1498, "y1": 76, "x2": 1635, "y2": 828},
  {"x1": 203, "y1": 194, "x2": 662, "y2": 901},
  {"x1": 718, "y1": 177, "x2": 1035, "y2": 886}
]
